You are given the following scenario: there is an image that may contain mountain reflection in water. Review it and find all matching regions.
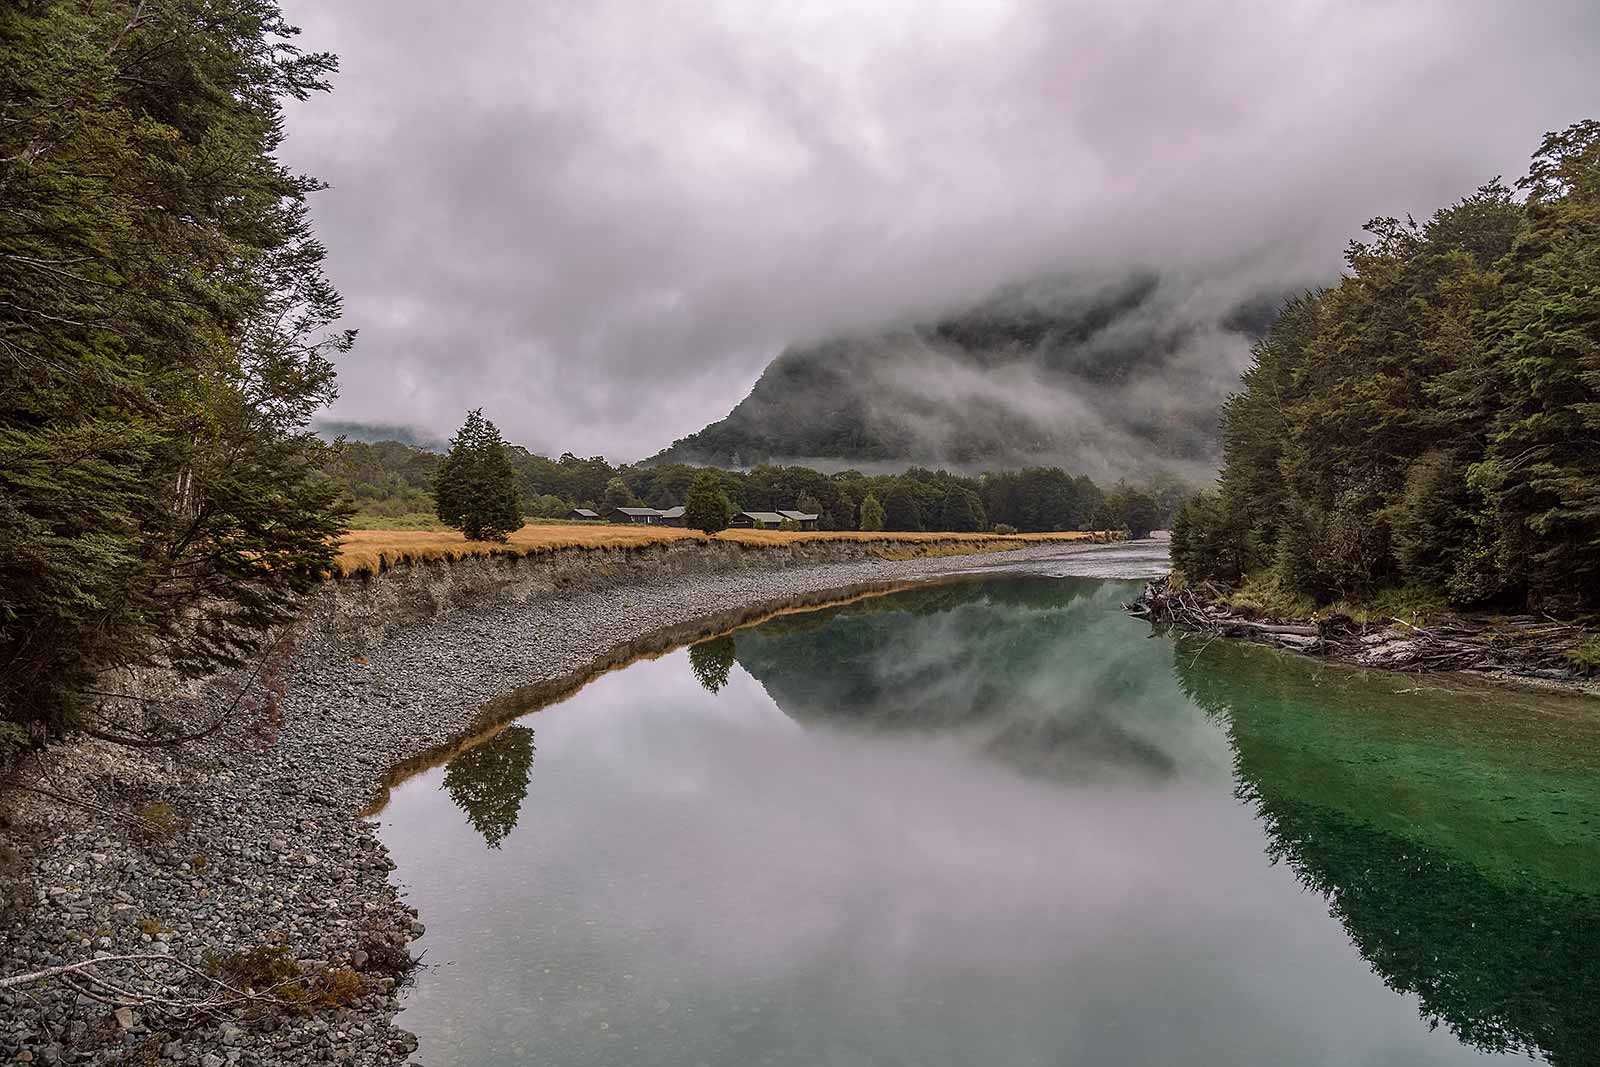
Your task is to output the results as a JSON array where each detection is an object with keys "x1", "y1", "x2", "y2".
[{"x1": 387, "y1": 575, "x2": 1597, "y2": 1067}]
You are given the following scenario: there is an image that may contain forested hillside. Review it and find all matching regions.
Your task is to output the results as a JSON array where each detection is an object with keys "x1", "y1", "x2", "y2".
[
  {"x1": 654, "y1": 274, "x2": 1283, "y2": 481},
  {"x1": 1173, "y1": 121, "x2": 1600, "y2": 614}
]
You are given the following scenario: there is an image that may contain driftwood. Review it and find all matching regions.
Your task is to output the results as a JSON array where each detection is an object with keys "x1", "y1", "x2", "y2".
[
  {"x1": 1127, "y1": 576, "x2": 1593, "y2": 681},
  {"x1": 0, "y1": 952, "x2": 296, "y2": 1025}
]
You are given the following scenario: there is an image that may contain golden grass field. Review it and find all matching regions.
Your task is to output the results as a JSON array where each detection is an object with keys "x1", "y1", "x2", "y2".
[{"x1": 335, "y1": 524, "x2": 1106, "y2": 577}]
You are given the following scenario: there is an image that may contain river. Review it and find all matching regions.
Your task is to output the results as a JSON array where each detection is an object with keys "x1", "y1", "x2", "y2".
[{"x1": 373, "y1": 543, "x2": 1599, "y2": 1066}]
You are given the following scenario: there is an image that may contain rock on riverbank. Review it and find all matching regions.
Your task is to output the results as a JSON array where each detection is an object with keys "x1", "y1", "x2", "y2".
[
  {"x1": 1, "y1": 539, "x2": 1112, "y2": 1066},
  {"x1": 1129, "y1": 574, "x2": 1599, "y2": 694}
]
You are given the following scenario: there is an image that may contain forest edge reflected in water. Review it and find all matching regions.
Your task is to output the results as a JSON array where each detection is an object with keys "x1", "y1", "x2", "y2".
[{"x1": 384, "y1": 573, "x2": 1599, "y2": 1066}]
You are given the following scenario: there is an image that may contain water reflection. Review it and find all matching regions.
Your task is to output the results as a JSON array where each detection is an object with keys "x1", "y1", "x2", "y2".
[
  {"x1": 733, "y1": 579, "x2": 1201, "y2": 782},
  {"x1": 441, "y1": 724, "x2": 535, "y2": 849},
  {"x1": 388, "y1": 576, "x2": 1598, "y2": 1066},
  {"x1": 687, "y1": 634, "x2": 735, "y2": 694},
  {"x1": 1173, "y1": 640, "x2": 1600, "y2": 1065}
]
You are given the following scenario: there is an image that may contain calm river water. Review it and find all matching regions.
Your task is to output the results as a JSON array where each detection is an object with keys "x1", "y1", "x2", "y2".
[{"x1": 375, "y1": 545, "x2": 1600, "y2": 1066}]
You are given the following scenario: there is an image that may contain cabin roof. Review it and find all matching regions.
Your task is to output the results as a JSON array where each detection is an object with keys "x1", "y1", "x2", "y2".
[
  {"x1": 740, "y1": 511, "x2": 787, "y2": 523},
  {"x1": 658, "y1": 505, "x2": 685, "y2": 518},
  {"x1": 776, "y1": 510, "x2": 818, "y2": 521},
  {"x1": 569, "y1": 508, "x2": 599, "y2": 517},
  {"x1": 613, "y1": 507, "x2": 661, "y2": 516}
]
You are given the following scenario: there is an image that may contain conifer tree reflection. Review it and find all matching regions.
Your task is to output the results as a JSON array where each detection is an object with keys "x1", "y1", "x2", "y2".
[
  {"x1": 689, "y1": 635, "x2": 735, "y2": 694},
  {"x1": 1173, "y1": 640, "x2": 1600, "y2": 1066},
  {"x1": 442, "y1": 725, "x2": 535, "y2": 849}
]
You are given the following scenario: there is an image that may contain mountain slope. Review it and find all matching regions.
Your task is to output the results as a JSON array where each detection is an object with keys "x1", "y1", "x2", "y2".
[{"x1": 656, "y1": 272, "x2": 1284, "y2": 481}]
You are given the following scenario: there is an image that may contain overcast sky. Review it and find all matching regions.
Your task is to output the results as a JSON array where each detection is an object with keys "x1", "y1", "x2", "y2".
[{"x1": 278, "y1": 0, "x2": 1599, "y2": 462}]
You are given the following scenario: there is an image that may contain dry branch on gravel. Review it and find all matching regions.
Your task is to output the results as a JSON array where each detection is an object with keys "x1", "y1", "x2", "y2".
[{"x1": 0, "y1": 953, "x2": 293, "y2": 1025}]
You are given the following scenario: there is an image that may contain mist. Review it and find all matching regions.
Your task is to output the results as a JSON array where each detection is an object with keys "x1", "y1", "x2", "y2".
[{"x1": 278, "y1": 0, "x2": 1600, "y2": 461}]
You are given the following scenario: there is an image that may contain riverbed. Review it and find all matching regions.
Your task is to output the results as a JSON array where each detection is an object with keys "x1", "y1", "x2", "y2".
[{"x1": 374, "y1": 552, "x2": 1599, "y2": 1066}]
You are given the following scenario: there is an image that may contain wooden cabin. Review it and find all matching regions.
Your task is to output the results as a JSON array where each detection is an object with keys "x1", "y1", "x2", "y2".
[
  {"x1": 730, "y1": 510, "x2": 787, "y2": 529},
  {"x1": 610, "y1": 507, "x2": 663, "y2": 524}
]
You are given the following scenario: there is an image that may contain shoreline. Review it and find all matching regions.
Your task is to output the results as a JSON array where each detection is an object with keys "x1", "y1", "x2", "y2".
[
  {"x1": 1129, "y1": 574, "x2": 1600, "y2": 700},
  {"x1": 0, "y1": 538, "x2": 1117, "y2": 1066}
]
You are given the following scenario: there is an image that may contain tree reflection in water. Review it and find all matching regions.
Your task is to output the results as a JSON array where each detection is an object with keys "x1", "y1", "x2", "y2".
[
  {"x1": 1173, "y1": 639, "x2": 1600, "y2": 1067},
  {"x1": 442, "y1": 725, "x2": 536, "y2": 849},
  {"x1": 689, "y1": 634, "x2": 735, "y2": 694}
]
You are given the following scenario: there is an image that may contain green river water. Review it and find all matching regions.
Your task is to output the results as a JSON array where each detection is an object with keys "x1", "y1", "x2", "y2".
[{"x1": 375, "y1": 556, "x2": 1600, "y2": 1066}]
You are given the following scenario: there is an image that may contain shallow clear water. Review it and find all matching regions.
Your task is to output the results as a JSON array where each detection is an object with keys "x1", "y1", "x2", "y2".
[{"x1": 376, "y1": 563, "x2": 1600, "y2": 1066}]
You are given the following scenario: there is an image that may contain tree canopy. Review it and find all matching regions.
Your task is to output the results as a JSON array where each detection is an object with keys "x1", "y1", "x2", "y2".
[
  {"x1": 434, "y1": 410, "x2": 523, "y2": 542},
  {"x1": 683, "y1": 471, "x2": 733, "y2": 535},
  {"x1": 1173, "y1": 120, "x2": 1600, "y2": 613},
  {"x1": 1, "y1": 1, "x2": 351, "y2": 748}
]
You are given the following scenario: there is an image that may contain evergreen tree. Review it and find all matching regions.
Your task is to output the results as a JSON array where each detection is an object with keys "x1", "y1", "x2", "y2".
[
  {"x1": 688, "y1": 635, "x2": 735, "y2": 693},
  {"x1": 442, "y1": 725, "x2": 535, "y2": 849},
  {"x1": 1, "y1": 1, "x2": 352, "y2": 748},
  {"x1": 683, "y1": 471, "x2": 733, "y2": 535},
  {"x1": 938, "y1": 489, "x2": 980, "y2": 532},
  {"x1": 434, "y1": 410, "x2": 523, "y2": 542},
  {"x1": 859, "y1": 493, "x2": 886, "y2": 532},
  {"x1": 883, "y1": 484, "x2": 923, "y2": 531}
]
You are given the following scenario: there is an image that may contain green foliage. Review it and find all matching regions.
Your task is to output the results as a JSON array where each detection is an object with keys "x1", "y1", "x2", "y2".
[
  {"x1": 992, "y1": 523, "x2": 1017, "y2": 535},
  {"x1": 683, "y1": 471, "x2": 733, "y2": 535},
  {"x1": 1171, "y1": 492, "x2": 1248, "y2": 584},
  {"x1": 938, "y1": 489, "x2": 982, "y2": 532},
  {"x1": 0, "y1": 0, "x2": 353, "y2": 744},
  {"x1": 209, "y1": 944, "x2": 301, "y2": 989},
  {"x1": 1102, "y1": 482, "x2": 1161, "y2": 538},
  {"x1": 1174, "y1": 121, "x2": 1600, "y2": 613},
  {"x1": 858, "y1": 493, "x2": 886, "y2": 532},
  {"x1": 882, "y1": 484, "x2": 924, "y2": 531},
  {"x1": 688, "y1": 635, "x2": 736, "y2": 693},
  {"x1": 434, "y1": 410, "x2": 523, "y2": 542},
  {"x1": 442, "y1": 725, "x2": 535, "y2": 849},
  {"x1": 602, "y1": 477, "x2": 636, "y2": 511},
  {"x1": 1227, "y1": 567, "x2": 1319, "y2": 620},
  {"x1": 1566, "y1": 637, "x2": 1600, "y2": 675}
]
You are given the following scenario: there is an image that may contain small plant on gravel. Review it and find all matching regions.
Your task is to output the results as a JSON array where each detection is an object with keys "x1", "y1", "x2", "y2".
[
  {"x1": 134, "y1": 801, "x2": 181, "y2": 838},
  {"x1": 189, "y1": 853, "x2": 209, "y2": 871},
  {"x1": 276, "y1": 967, "x2": 366, "y2": 1012},
  {"x1": 1567, "y1": 636, "x2": 1600, "y2": 675},
  {"x1": 207, "y1": 944, "x2": 301, "y2": 990},
  {"x1": 135, "y1": 918, "x2": 169, "y2": 937}
]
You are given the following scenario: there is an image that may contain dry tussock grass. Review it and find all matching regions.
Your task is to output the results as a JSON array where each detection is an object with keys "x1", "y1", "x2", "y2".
[{"x1": 335, "y1": 524, "x2": 1101, "y2": 577}]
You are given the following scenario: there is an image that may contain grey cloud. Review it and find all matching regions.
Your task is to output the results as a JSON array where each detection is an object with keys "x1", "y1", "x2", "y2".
[{"x1": 278, "y1": 0, "x2": 1600, "y2": 461}]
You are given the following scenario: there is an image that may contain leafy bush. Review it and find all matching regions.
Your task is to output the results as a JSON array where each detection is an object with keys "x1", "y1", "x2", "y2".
[{"x1": 684, "y1": 471, "x2": 733, "y2": 535}]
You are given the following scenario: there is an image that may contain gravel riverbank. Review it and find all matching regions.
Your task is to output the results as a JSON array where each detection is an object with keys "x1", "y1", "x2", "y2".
[{"x1": 0, "y1": 540, "x2": 1123, "y2": 1066}]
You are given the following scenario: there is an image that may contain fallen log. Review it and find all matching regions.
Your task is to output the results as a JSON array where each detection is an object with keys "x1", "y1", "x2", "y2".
[{"x1": 1126, "y1": 575, "x2": 1594, "y2": 687}]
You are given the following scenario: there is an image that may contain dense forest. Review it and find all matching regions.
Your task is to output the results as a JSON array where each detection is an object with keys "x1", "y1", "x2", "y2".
[
  {"x1": 1, "y1": 2, "x2": 350, "y2": 744},
  {"x1": 1173, "y1": 121, "x2": 1600, "y2": 614},
  {"x1": 655, "y1": 273, "x2": 1283, "y2": 482},
  {"x1": 324, "y1": 438, "x2": 1187, "y2": 535}
]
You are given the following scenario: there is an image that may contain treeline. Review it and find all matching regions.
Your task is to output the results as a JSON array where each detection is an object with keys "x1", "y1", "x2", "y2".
[
  {"x1": 326, "y1": 440, "x2": 1190, "y2": 535},
  {"x1": 1173, "y1": 121, "x2": 1600, "y2": 613}
]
